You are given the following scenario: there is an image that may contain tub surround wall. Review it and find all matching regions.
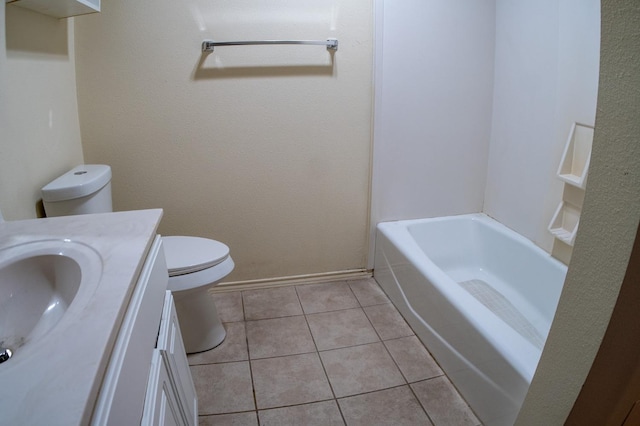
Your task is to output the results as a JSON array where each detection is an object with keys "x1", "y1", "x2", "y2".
[
  {"x1": 0, "y1": 6, "x2": 84, "y2": 220},
  {"x1": 484, "y1": 0, "x2": 600, "y2": 254},
  {"x1": 371, "y1": 0, "x2": 600, "y2": 265},
  {"x1": 74, "y1": 0, "x2": 373, "y2": 283},
  {"x1": 370, "y1": 0, "x2": 496, "y2": 266}
]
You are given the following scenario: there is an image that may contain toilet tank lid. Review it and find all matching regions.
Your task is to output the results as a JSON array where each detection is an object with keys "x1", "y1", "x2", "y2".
[{"x1": 42, "y1": 165, "x2": 112, "y2": 202}]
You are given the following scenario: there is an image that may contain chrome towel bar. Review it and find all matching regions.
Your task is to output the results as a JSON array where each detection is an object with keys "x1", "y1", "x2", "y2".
[{"x1": 202, "y1": 38, "x2": 338, "y2": 53}]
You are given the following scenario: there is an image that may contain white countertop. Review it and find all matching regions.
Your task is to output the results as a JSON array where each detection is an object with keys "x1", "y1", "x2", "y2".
[{"x1": 0, "y1": 209, "x2": 163, "y2": 426}]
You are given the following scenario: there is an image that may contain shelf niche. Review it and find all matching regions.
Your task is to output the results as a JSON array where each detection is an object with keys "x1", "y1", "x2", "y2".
[
  {"x1": 549, "y1": 122, "x2": 594, "y2": 263},
  {"x1": 549, "y1": 201, "x2": 581, "y2": 246},
  {"x1": 557, "y1": 122, "x2": 594, "y2": 189}
]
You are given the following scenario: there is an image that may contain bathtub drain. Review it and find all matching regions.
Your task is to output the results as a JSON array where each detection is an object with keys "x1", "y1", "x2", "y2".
[{"x1": 0, "y1": 348, "x2": 13, "y2": 364}]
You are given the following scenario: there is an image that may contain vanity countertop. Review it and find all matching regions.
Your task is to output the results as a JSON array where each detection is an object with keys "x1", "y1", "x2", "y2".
[{"x1": 0, "y1": 209, "x2": 163, "y2": 426}]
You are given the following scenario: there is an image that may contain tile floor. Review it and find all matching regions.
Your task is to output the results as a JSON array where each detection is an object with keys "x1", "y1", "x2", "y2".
[{"x1": 188, "y1": 278, "x2": 481, "y2": 426}]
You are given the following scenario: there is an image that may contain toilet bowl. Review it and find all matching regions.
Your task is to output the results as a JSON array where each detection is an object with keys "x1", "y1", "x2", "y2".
[
  {"x1": 41, "y1": 165, "x2": 233, "y2": 353},
  {"x1": 163, "y1": 236, "x2": 234, "y2": 352}
]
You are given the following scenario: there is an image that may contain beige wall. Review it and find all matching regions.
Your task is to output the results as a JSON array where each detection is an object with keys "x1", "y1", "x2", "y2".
[
  {"x1": 516, "y1": 0, "x2": 640, "y2": 423},
  {"x1": 74, "y1": 0, "x2": 373, "y2": 282},
  {"x1": 0, "y1": 5, "x2": 84, "y2": 220}
]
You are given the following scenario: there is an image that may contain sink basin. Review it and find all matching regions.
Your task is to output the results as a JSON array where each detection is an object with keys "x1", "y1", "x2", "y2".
[{"x1": 0, "y1": 239, "x2": 103, "y2": 360}]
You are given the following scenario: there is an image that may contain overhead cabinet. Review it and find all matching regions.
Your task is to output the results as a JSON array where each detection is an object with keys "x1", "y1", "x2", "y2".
[{"x1": 6, "y1": 0, "x2": 100, "y2": 18}]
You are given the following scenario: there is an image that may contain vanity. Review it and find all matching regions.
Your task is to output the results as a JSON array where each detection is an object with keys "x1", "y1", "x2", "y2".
[{"x1": 0, "y1": 209, "x2": 197, "y2": 425}]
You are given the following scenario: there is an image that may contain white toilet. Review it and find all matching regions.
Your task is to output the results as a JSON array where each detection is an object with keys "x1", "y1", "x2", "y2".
[{"x1": 41, "y1": 164, "x2": 233, "y2": 353}]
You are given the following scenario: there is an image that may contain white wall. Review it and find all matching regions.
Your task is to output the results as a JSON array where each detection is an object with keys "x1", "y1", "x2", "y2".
[
  {"x1": 0, "y1": 5, "x2": 84, "y2": 220},
  {"x1": 370, "y1": 0, "x2": 496, "y2": 266},
  {"x1": 484, "y1": 0, "x2": 600, "y2": 252},
  {"x1": 74, "y1": 0, "x2": 373, "y2": 282},
  {"x1": 371, "y1": 0, "x2": 599, "y2": 263}
]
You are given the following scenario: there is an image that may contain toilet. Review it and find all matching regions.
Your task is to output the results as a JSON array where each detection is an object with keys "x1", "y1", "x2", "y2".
[{"x1": 41, "y1": 164, "x2": 232, "y2": 353}]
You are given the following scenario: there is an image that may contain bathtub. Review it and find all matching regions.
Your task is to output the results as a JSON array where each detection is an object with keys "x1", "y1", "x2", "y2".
[{"x1": 374, "y1": 214, "x2": 566, "y2": 426}]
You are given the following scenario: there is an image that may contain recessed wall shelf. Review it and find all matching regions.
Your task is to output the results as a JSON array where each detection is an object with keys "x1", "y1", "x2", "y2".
[
  {"x1": 549, "y1": 121, "x2": 594, "y2": 262},
  {"x1": 557, "y1": 122, "x2": 594, "y2": 189},
  {"x1": 548, "y1": 201, "x2": 581, "y2": 246}
]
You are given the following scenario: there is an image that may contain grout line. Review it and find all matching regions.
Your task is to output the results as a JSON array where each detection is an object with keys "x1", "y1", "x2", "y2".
[
  {"x1": 359, "y1": 302, "x2": 413, "y2": 387},
  {"x1": 336, "y1": 382, "x2": 416, "y2": 401},
  {"x1": 347, "y1": 280, "x2": 366, "y2": 309},
  {"x1": 240, "y1": 290, "x2": 247, "y2": 322},
  {"x1": 316, "y1": 339, "x2": 382, "y2": 354},
  {"x1": 241, "y1": 309, "x2": 259, "y2": 418},
  {"x1": 299, "y1": 298, "x2": 336, "y2": 397},
  {"x1": 255, "y1": 397, "x2": 338, "y2": 413},
  {"x1": 197, "y1": 408, "x2": 258, "y2": 417},
  {"x1": 294, "y1": 284, "x2": 348, "y2": 424},
  {"x1": 407, "y1": 380, "x2": 437, "y2": 426}
]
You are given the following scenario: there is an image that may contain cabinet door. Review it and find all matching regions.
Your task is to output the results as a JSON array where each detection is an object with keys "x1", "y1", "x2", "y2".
[
  {"x1": 157, "y1": 291, "x2": 198, "y2": 426},
  {"x1": 142, "y1": 350, "x2": 184, "y2": 426},
  {"x1": 92, "y1": 236, "x2": 168, "y2": 425}
]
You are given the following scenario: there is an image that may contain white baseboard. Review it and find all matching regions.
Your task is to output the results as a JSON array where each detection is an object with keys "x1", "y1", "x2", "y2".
[{"x1": 210, "y1": 269, "x2": 373, "y2": 293}]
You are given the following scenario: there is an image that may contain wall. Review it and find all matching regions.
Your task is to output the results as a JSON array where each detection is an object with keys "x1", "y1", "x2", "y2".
[
  {"x1": 0, "y1": 5, "x2": 84, "y2": 220},
  {"x1": 371, "y1": 0, "x2": 599, "y2": 261},
  {"x1": 369, "y1": 0, "x2": 496, "y2": 266},
  {"x1": 484, "y1": 0, "x2": 600, "y2": 252},
  {"x1": 516, "y1": 1, "x2": 640, "y2": 422},
  {"x1": 74, "y1": 0, "x2": 373, "y2": 282}
]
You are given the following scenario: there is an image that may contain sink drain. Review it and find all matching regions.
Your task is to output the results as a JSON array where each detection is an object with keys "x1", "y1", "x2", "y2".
[{"x1": 0, "y1": 348, "x2": 13, "y2": 364}]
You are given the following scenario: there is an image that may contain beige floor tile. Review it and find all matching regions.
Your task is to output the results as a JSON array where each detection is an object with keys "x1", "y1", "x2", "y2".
[
  {"x1": 348, "y1": 278, "x2": 390, "y2": 306},
  {"x1": 384, "y1": 336, "x2": 443, "y2": 383},
  {"x1": 246, "y1": 315, "x2": 316, "y2": 359},
  {"x1": 364, "y1": 303, "x2": 414, "y2": 340},
  {"x1": 307, "y1": 308, "x2": 379, "y2": 351},
  {"x1": 211, "y1": 291, "x2": 244, "y2": 322},
  {"x1": 258, "y1": 400, "x2": 344, "y2": 426},
  {"x1": 411, "y1": 377, "x2": 480, "y2": 426},
  {"x1": 338, "y1": 386, "x2": 433, "y2": 426},
  {"x1": 190, "y1": 362, "x2": 255, "y2": 415},
  {"x1": 242, "y1": 286, "x2": 303, "y2": 320},
  {"x1": 198, "y1": 411, "x2": 258, "y2": 426},
  {"x1": 296, "y1": 281, "x2": 360, "y2": 314},
  {"x1": 188, "y1": 322, "x2": 248, "y2": 365},
  {"x1": 251, "y1": 353, "x2": 334, "y2": 409},
  {"x1": 319, "y1": 342, "x2": 405, "y2": 398}
]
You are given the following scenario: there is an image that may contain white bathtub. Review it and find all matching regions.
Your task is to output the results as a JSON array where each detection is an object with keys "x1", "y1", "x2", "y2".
[{"x1": 374, "y1": 214, "x2": 566, "y2": 426}]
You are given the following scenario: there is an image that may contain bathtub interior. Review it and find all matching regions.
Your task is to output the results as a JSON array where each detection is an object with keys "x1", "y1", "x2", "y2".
[
  {"x1": 406, "y1": 215, "x2": 565, "y2": 342},
  {"x1": 374, "y1": 214, "x2": 568, "y2": 426}
]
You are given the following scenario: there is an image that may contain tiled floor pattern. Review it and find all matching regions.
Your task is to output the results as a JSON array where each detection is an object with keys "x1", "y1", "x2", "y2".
[{"x1": 188, "y1": 278, "x2": 481, "y2": 426}]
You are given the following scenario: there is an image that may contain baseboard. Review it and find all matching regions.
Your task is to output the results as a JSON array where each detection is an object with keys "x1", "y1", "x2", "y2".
[{"x1": 210, "y1": 269, "x2": 373, "y2": 293}]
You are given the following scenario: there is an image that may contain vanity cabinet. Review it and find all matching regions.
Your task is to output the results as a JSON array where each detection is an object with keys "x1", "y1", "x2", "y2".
[
  {"x1": 145, "y1": 291, "x2": 198, "y2": 426},
  {"x1": 142, "y1": 351, "x2": 187, "y2": 426},
  {"x1": 92, "y1": 236, "x2": 197, "y2": 426}
]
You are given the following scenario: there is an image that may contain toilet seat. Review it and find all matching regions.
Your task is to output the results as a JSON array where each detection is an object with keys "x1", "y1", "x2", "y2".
[
  {"x1": 162, "y1": 236, "x2": 230, "y2": 276},
  {"x1": 162, "y1": 236, "x2": 235, "y2": 293}
]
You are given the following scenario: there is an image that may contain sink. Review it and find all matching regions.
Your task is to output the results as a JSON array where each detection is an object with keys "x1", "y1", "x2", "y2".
[{"x1": 0, "y1": 239, "x2": 103, "y2": 361}]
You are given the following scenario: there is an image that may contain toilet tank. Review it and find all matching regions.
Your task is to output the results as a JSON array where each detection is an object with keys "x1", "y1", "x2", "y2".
[{"x1": 42, "y1": 165, "x2": 113, "y2": 217}]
